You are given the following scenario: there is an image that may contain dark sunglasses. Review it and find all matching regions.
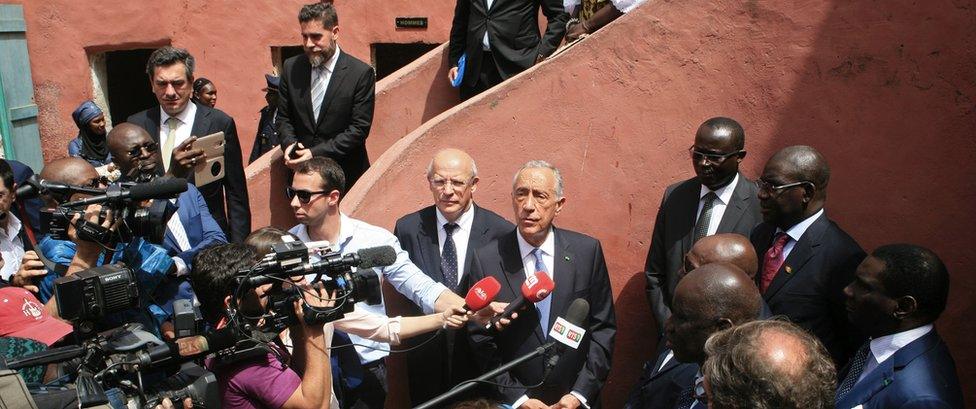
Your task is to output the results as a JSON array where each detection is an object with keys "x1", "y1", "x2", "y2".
[
  {"x1": 127, "y1": 141, "x2": 159, "y2": 158},
  {"x1": 688, "y1": 146, "x2": 743, "y2": 164},
  {"x1": 286, "y1": 187, "x2": 328, "y2": 204}
]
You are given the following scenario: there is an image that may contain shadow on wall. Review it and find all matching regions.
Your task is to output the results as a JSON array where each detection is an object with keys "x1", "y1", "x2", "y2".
[{"x1": 759, "y1": 1, "x2": 976, "y2": 406}]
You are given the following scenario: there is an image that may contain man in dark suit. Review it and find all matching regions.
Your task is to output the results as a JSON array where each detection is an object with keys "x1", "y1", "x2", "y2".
[
  {"x1": 448, "y1": 0, "x2": 568, "y2": 100},
  {"x1": 127, "y1": 46, "x2": 250, "y2": 243},
  {"x1": 644, "y1": 117, "x2": 761, "y2": 331},
  {"x1": 278, "y1": 2, "x2": 375, "y2": 188},
  {"x1": 836, "y1": 244, "x2": 962, "y2": 408},
  {"x1": 751, "y1": 145, "x2": 866, "y2": 365},
  {"x1": 651, "y1": 263, "x2": 762, "y2": 409},
  {"x1": 394, "y1": 149, "x2": 513, "y2": 404},
  {"x1": 623, "y1": 337, "x2": 698, "y2": 409},
  {"x1": 467, "y1": 161, "x2": 615, "y2": 409}
]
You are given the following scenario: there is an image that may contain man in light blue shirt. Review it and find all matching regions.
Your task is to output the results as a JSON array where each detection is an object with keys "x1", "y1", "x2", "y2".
[{"x1": 286, "y1": 157, "x2": 465, "y2": 408}]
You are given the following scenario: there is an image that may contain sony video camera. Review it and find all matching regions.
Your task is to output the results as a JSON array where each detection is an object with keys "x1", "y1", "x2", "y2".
[
  {"x1": 54, "y1": 263, "x2": 140, "y2": 335},
  {"x1": 19, "y1": 176, "x2": 188, "y2": 245}
]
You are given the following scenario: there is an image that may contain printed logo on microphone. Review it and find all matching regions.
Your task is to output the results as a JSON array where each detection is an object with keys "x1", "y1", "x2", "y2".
[
  {"x1": 475, "y1": 287, "x2": 487, "y2": 301},
  {"x1": 525, "y1": 273, "x2": 539, "y2": 287},
  {"x1": 549, "y1": 316, "x2": 585, "y2": 350}
]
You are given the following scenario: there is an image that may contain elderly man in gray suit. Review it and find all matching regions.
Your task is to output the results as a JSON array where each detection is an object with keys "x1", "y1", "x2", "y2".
[{"x1": 643, "y1": 117, "x2": 762, "y2": 332}]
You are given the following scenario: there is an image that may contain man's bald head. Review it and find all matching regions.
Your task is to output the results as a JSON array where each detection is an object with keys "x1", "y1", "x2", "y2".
[
  {"x1": 766, "y1": 145, "x2": 830, "y2": 193},
  {"x1": 106, "y1": 123, "x2": 151, "y2": 155},
  {"x1": 39, "y1": 157, "x2": 100, "y2": 205},
  {"x1": 686, "y1": 234, "x2": 759, "y2": 278},
  {"x1": 666, "y1": 262, "x2": 762, "y2": 363},
  {"x1": 426, "y1": 148, "x2": 479, "y2": 222},
  {"x1": 703, "y1": 320, "x2": 836, "y2": 409}
]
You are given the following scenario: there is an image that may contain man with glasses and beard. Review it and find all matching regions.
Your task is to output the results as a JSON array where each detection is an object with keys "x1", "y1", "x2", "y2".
[
  {"x1": 287, "y1": 157, "x2": 467, "y2": 408},
  {"x1": 643, "y1": 117, "x2": 761, "y2": 334},
  {"x1": 278, "y1": 2, "x2": 375, "y2": 189},
  {"x1": 751, "y1": 145, "x2": 866, "y2": 365}
]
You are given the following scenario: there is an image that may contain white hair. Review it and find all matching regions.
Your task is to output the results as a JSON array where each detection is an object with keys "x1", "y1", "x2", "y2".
[{"x1": 513, "y1": 160, "x2": 564, "y2": 197}]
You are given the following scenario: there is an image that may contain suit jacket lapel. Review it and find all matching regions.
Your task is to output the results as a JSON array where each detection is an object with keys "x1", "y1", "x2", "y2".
[
  {"x1": 547, "y1": 228, "x2": 577, "y2": 338},
  {"x1": 147, "y1": 108, "x2": 162, "y2": 143},
  {"x1": 763, "y1": 215, "x2": 827, "y2": 300},
  {"x1": 419, "y1": 208, "x2": 443, "y2": 284},
  {"x1": 316, "y1": 51, "x2": 350, "y2": 128},
  {"x1": 463, "y1": 205, "x2": 490, "y2": 282},
  {"x1": 190, "y1": 103, "x2": 210, "y2": 136},
  {"x1": 715, "y1": 174, "x2": 750, "y2": 232},
  {"x1": 678, "y1": 183, "x2": 701, "y2": 259},
  {"x1": 839, "y1": 331, "x2": 941, "y2": 408},
  {"x1": 498, "y1": 231, "x2": 525, "y2": 306},
  {"x1": 293, "y1": 56, "x2": 315, "y2": 128}
]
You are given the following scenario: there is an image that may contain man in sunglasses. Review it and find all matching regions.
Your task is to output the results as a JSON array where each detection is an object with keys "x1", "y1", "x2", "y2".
[
  {"x1": 286, "y1": 157, "x2": 468, "y2": 408},
  {"x1": 644, "y1": 117, "x2": 762, "y2": 334},
  {"x1": 750, "y1": 145, "x2": 866, "y2": 366},
  {"x1": 107, "y1": 123, "x2": 228, "y2": 338}
]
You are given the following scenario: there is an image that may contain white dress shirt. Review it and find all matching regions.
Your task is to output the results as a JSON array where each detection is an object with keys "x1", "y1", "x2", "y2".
[
  {"x1": 166, "y1": 199, "x2": 191, "y2": 276},
  {"x1": 777, "y1": 208, "x2": 825, "y2": 260},
  {"x1": 858, "y1": 324, "x2": 934, "y2": 384},
  {"x1": 482, "y1": 0, "x2": 495, "y2": 50},
  {"x1": 159, "y1": 102, "x2": 197, "y2": 155},
  {"x1": 310, "y1": 46, "x2": 342, "y2": 111},
  {"x1": 695, "y1": 173, "x2": 740, "y2": 237},
  {"x1": 290, "y1": 213, "x2": 449, "y2": 364},
  {"x1": 0, "y1": 213, "x2": 25, "y2": 281},
  {"x1": 435, "y1": 204, "x2": 475, "y2": 286},
  {"x1": 511, "y1": 229, "x2": 590, "y2": 409}
]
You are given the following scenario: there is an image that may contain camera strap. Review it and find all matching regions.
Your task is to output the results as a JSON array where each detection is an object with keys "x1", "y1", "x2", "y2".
[{"x1": 17, "y1": 228, "x2": 67, "y2": 276}]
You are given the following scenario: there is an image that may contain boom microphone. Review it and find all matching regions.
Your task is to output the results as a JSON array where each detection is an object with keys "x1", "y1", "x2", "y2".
[
  {"x1": 127, "y1": 327, "x2": 239, "y2": 368},
  {"x1": 464, "y1": 277, "x2": 501, "y2": 311},
  {"x1": 63, "y1": 178, "x2": 189, "y2": 207},
  {"x1": 487, "y1": 271, "x2": 555, "y2": 329},
  {"x1": 355, "y1": 245, "x2": 397, "y2": 269},
  {"x1": 15, "y1": 175, "x2": 103, "y2": 200}
]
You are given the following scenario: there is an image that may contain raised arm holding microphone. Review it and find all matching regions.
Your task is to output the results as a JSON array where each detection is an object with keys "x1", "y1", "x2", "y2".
[{"x1": 467, "y1": 161, "x2": 616, "y2": 409}]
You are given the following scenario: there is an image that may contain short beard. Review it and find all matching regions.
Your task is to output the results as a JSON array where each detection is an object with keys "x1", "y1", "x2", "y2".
[{"x1": 308, "y1": 47, "x2": 335, "y2": 68}]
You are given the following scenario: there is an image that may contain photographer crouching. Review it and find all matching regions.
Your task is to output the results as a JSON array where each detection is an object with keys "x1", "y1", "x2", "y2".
[{"x1": 190, "y1": 243, "x2": 334, "y2": 409}]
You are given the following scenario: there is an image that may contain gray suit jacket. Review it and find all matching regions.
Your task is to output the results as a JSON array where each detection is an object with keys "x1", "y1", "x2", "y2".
[{"x1": 643, "y1": 174, "x2": 761, "y2": 328}]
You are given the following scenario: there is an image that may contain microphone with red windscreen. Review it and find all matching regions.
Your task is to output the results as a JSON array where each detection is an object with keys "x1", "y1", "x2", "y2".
[
  {"x1": 464, "y1": 276, "x2": 501, "y2": 312},
  {"x1": 487, "y1": 271, "x2": 555, "y2": 329}
]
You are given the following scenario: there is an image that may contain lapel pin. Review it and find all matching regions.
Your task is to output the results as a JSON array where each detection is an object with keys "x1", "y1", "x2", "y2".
[
  {"x1": 564, "y1": 256, "x2": 570, "y2": 262},
  {"x1": 785, "y1": 266, "x2": 793, "y2": 274}
]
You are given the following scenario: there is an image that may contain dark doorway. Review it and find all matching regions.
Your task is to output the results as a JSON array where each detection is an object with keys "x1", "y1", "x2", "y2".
[
  {"x1": 272, "y1": 46, "x2": 305, "y2": 75},
  {"x1": 105, "y1": 49, "x2": 157, "y2": 126},
  {"x1": 372, "y1": 43, "x2": 439, "y2": 80}
]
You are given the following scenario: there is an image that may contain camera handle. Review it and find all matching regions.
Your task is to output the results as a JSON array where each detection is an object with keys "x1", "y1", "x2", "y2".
[{"x1": 76, "y1": 369, "x2": 109, "y2": 408}]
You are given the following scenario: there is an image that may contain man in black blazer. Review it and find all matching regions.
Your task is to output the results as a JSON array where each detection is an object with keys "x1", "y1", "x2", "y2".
[
  {"x1": 394, "y1": 148, "x2": 513, "y2": 404},
  {"x1": 278, "y1": 2, "x2": 375, "y2": 188},
  {"x1": 837, "y1": 244, "x2": 962, "y2": 408},
  {"x1": 751, "y1": 145, "x2": 866, "y2": 365},
  {"x1": 448, "y1": 0, "x2": 568, "y2": 99},
  {"x1": 127, "y1": 46, "x2": 250, "y2": 243},
  {"x1": 644, "y1": 117, "x2": 761, "y2": 331},
  {"x1": 623, "y1": 342, "x2": 698, "y2": 409},
  {"x1": 468, "y1": 161, "x2": 615, "y2": 409}
]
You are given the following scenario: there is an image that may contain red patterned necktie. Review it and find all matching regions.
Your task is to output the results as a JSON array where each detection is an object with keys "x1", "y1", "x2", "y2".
[{"x1": 761, "y1": 232, "x2": 791, "y2": 292}]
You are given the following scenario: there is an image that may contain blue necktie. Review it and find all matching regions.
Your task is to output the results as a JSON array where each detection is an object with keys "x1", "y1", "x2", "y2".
[
  {"x1": 441, "y1": 223, "x2": 459, "y2": 292},
  {"x1": 836, "y1": 341, "x2": 872, "y2": 402},
  {"x1": 531, "y1": 248, "x2": 552, "y2": 335}
]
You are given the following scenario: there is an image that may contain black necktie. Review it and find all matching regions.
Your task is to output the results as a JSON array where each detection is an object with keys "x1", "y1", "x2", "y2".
[
  {"x1": 441, "y1": 223, "x2": 459, "y2": 291},
  {"x1": 693, "y1": 192, "x2": 718, "y2": 242},
  {"x1": 836, "y1": 341, "x2": 872, "y2": 402}
]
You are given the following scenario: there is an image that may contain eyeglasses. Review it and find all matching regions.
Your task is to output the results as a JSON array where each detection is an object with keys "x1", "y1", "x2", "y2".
[
  {"x1": 429, "y1": 177, "x2": 471, "y2": 191},
  {"x1": 688, "y1": 146, "x2": 743, "y2": 164},
  {"x1": 755, "y1": 178, "x2": 814, "y2": 194},
  {"x1": 286, "y1": 187, "x2": 328, "y2": 204},
  {"x1": 127, "y1": 141, "x2": 159, "y2": 158}
]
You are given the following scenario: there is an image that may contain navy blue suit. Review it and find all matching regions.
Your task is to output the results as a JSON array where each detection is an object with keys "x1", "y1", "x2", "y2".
[
  {"x1": 156, "y1": 183, "x2": 227, "y2": 318},
  {"x1": 623, "y1": 346, "x2": 698, "y2": 409},
  {"x1": 836, "y1": 330, "x2": 963, "y2": 409}
]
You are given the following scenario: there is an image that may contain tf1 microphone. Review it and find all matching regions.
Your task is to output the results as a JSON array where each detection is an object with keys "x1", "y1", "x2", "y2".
[
  {"x1": 416, "y1": 298, "x2": 588, "y2": 409},
  {"x1": 487, "y1": 271, "x2": 555, "y2": 329},
  {"x1": 464, "y1": 276, "x2": 501, "y2": 312}
]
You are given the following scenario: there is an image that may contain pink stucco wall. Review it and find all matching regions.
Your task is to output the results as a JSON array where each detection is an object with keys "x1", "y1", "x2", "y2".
[
  {"x1": 340, "y1": 0, "x2": 976, "y2": 407},
  {"x1": 15, "y1": 0, "x2": 455, "y2": 163}
]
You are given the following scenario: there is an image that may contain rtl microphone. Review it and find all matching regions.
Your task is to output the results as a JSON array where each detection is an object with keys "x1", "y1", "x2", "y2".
[
  {"x1": 463, "y1": 276, "x2": 501, "y2": 312},
  {"x1": 487, "y1": 271, "x2": 555, "y2": 329}
]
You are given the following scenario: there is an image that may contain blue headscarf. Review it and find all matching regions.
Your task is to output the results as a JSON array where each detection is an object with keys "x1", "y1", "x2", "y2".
[{"x1": 70, "y1": 100, "x2": 108, "y2": 162}]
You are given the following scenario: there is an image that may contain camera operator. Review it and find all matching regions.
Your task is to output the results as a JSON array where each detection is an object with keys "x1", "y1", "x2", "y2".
[
  {"x1": 190, "y1": 243, "x2": 333, "y2": 409},
  {"x1": 245, "y1": 227, "x2": 468, "y2": 408},
  {"x1": 28, "y1": 157, "x2": 174, "y2": 336},
  {"x1": 106, "y1": 123, "x2": 228, "y2": 338}
]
